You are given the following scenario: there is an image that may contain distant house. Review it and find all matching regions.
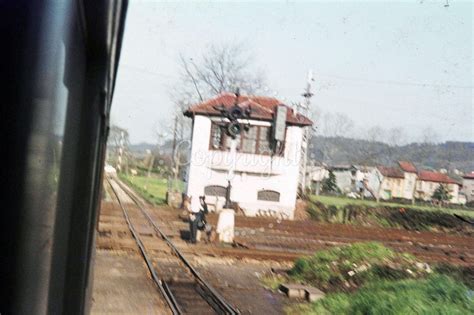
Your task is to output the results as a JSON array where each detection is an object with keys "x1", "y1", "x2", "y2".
[
  {"x1": 415, "y1": 170, "x2": 462, "y2": 204},
  {"x1": 376, "y1": 166, "x2": 405, "y2": 200},
  {"x1": 330, "y1": 165, "x2": 359, "y2": 194},
  {"x1": 183, "y1": 92, "x2": 312, "y2": 219},
  {"x1": 358, "y1": 166, "x2": 382, "y2": 199},
  {"x1": 327, "y1": 165, "x2": 380, "y2": 198},
  {"x1": 461, "y1": 172, "x2": 474, "y2": 202},
  {"x1": 398, "y1": 161, "x2": 418, "y2": 201},
  {"x1": 306, "y1": 164, "x2": 329, "y2": 195}
]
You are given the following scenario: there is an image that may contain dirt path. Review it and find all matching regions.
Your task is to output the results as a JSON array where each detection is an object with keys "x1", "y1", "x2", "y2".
[{"x1": 91, "y1": 250, "x2": 171, "y2": 315}]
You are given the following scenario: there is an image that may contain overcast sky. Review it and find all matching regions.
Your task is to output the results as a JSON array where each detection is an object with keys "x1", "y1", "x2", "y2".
[{"x1": 111, "y1": 0, "x2": 473, "y2": 144}]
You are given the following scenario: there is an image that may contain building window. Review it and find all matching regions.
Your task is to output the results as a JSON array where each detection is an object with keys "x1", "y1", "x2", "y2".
[
  {"x1": 257, "y1": 190, "x2": 280, "y2": 202},
  {"x1": 242, "y1": 126, "x2": 258, "y2": 153},
  {"x1": 225, "y1": 132, "x2": 241, "y2": 151},
  {"x1": 204, "y1": 185, "x2": 227, "y2": 197},
  {"x1": 210, "y1": 123, "x2": 224, "y2": 150},
  {"x1": 258, "y1": 126, "x2": 272, "y2": 154},
  {"x1": 209, "y1": 122, "x2": 281, "y2": 156}
]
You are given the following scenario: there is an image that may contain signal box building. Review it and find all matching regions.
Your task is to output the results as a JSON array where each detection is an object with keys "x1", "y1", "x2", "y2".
[{"x1": 183, "y1": 92, "x2": 312, "y2": 219}]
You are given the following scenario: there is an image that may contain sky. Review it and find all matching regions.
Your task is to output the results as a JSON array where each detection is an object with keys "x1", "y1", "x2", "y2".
[{"x1": 111, "y1": 0, "x2": 473, "y2": 144}]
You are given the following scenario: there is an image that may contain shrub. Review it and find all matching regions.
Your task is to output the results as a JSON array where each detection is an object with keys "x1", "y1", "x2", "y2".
[
  {"x1": 309, "y1": 275, "x2": 474, "y2": 315},
  {"x1": 289, "y1": 242, "x2": 427, "y2": 292}
]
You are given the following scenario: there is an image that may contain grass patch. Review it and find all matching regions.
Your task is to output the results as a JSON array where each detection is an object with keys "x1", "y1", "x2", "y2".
[
  {"x1": 307, "y1": 197, "x2": 474, "y2": 233},
  {"x1": 312, "y1": 195, "x2": 474, "y2": 218},
  {"x1": 119, "y1": 174, "x2": 183, "y2": 205},
  {"x1": 434, "y1": 263, "x2": 474, "y2": 289},
  {"x1": 285, "y1": 243, "x2": 474, "y2": 314},
  {"x1": 308, "y1": 275, "x2": 474, "y2": 315},
  {"x1": 260, "y1": 273, "x2": 287, "y2": 291},
  {"x1": 289, "y1": 242, "x2": 425, "y2": 292}
]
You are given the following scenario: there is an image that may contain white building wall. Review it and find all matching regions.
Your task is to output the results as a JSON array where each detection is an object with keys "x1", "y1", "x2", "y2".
[
  {"x1": 185, "y1": 115, "x2": 303, "y2": 219},
  {"x1": 402, "y1": 172, "x2": 417, "y2": 200},
  {"x1": 364, "y1": 169, "x2": 382, "y2": 199},
  {"x1": 462, "y1": 178, "x2": 474, "y2": 202},
  {"x1": 415, "y1": 180, "x2": 460, "y2": 204},
  {"x1": 380, "y1": 177, "x2": 404, "y2": 200},
  {"x1": 450, "y1": 184, "x2": 460, "y2": 204},
  {"x1": 333, "y1": 171, "x2": 353, "y2": 193}
]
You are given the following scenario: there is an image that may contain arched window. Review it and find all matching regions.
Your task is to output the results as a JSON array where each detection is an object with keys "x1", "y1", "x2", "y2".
[
  {"x1": 204, "y1": 185, "x2": 227, "y2": 197},
  {"x1": 257, "y1": 190, "x2": 280, "y2": 202}
]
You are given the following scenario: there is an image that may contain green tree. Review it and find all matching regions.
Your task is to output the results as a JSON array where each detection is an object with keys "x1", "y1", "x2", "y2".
[
  {"x1": 432, "y1": 184, "x2": 451, "y2": 204},
  {"x1": 322, "y1": 170, "x2": 340, "y2": 194}
]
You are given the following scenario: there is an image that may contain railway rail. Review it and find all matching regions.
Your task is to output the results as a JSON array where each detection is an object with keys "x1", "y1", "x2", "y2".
[
  {"x1": 100, "y1": 177, "x2": 473, "y2": 273},
  {"x1": 98, "y1": 196, "x2": 474, "y2": 266},
  {"x1": 106, "y1": 176, "x2": 239, "y2": 315}
]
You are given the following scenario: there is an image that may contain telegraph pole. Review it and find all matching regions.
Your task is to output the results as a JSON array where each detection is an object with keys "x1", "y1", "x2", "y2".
[
  {"x1": 298, "y1": 70, "x2": 314, "y2": 195},
  {"x1": 170, "y1": 114, "x2": 179, "y2": 192},
  {"x1": 116, "y1": 130, "x2": 125, "y2": 172}
]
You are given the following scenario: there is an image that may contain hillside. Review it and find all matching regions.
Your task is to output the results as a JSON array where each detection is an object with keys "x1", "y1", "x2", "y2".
[
  {"x1": 128, "y1": 137, "x2": 473, "y2": 173},
  {"x1": 311, "y1": 137, "x2": 474, "y2": 172}
]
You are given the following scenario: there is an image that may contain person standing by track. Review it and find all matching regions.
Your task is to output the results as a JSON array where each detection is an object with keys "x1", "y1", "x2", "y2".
[
  {"x1": 184, "y1": 196, "x2": 199, "y2": 244},
  {"x1": 196, "y1": 196, "x2": 211, "y2": 243}
]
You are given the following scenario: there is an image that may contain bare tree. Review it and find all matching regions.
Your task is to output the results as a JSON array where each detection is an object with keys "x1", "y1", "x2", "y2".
[
  {"x1": 365, "y1": 125, "x2": 385, "y2": 143},
  {"x1": 387, "y1": 127, "x2": 406, "y2": 147},
  {"x1": 108, "y1": 125, "x2": 129, "y2": 149},
  {"x1": 358, "y1": 125, "x2": 386, "y2": 165},
  {"x1": 107, "y1": 125, "x2": 130, "y2": 173},
  {"x1": 333, "y1": 113, "x2": 355, "y2": 137},
  {"x1": 153, "y1": 118, "x2": 173, "y2": 147},
  {"x1": 321, "y1": 112, "x2": 354, "y2": 138},
  {"x1": 420, "y1": 126, "x2": 439, "y2": 144},
  {"x1": 172, "y1": 42, "x2": 266, "y2": 105},
  {"x1": 386, "y1": 127, "x2": 406, "y2": 162}
]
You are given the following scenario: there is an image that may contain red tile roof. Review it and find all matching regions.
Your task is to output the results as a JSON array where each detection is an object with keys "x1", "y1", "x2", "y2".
[
  {"x1": 183, "y1": 92, "x2": 313, "y2": 126},
  {"x1": 398, "y1": 161, "x2": 417, "y2": 173},
  {"x1": 377, "y1": 166, "x2": 404, "y2": 179},
  {"x1": 462, "y1": 172, "x2": 474, "y2": 180},
  {"x1": 418, "y1": 170, "x2": 459, "y2": 185}
]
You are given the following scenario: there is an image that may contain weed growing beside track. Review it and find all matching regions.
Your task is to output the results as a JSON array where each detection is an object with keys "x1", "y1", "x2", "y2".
[
  {"x1": 305, "y1": 275, "x2": 473, "y2": 315},
  {"x1": 289, "y1": 242, "x2": 427, "y2": 292},
  {"x1": 260, "y1": 242, "x2": 473, "y2": 314}
]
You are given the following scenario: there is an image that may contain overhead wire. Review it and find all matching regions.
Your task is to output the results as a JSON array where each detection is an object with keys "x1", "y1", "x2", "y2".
[{"x1": 318, "y1": 74, "x2": 473, "y2": 89}]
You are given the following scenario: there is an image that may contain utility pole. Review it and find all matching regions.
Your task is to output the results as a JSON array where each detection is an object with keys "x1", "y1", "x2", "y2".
[
  {"x1": 144, "y1": 149, "x2": 154, "y2": 191},
  {"x1": 298, "y1": 70, "x2": 314, "y2": 195},
  {"x1": 170, "y1": 114, "x2": 179, "y2": 192},
  {"x1": 116, "y1": 130, "x2": 125, "y2": 173}
]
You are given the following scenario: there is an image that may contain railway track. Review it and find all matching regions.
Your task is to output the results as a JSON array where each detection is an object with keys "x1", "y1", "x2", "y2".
[
  {"x1": 98, "y1": 197, "x2": 474, "y2": 266},
  {"x1": 105, "y1": 176, "x2": 239, "y2": 315},
  {"x1": 100, "y1": 177, "x2": 473, "y2": 271}
]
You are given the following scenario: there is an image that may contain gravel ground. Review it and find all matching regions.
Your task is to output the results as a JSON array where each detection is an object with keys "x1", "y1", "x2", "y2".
[
  {"x1": 194, "y1": 256, "x2": 289, "y2": 314},
  {"x1": 91, "y1": 249, "x2": 171, "y2": 315}
]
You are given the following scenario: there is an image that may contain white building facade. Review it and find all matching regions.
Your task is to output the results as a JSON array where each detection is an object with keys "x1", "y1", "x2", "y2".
[
  {"x1": 415, "y1": 170, "x2": 462, "y2": 204},
  {"x1": 462, "y1": 172, "x2": 474, "y2": 203},
  {"x1": 306, "y1": 165, "x2": 329, "y2": 195},
  {"x1": 398, "y1": 161, "x2": 418, "y2": 201},
  {"x1": 184, "y1": 93, "x2": 312, "y2": 219}
]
